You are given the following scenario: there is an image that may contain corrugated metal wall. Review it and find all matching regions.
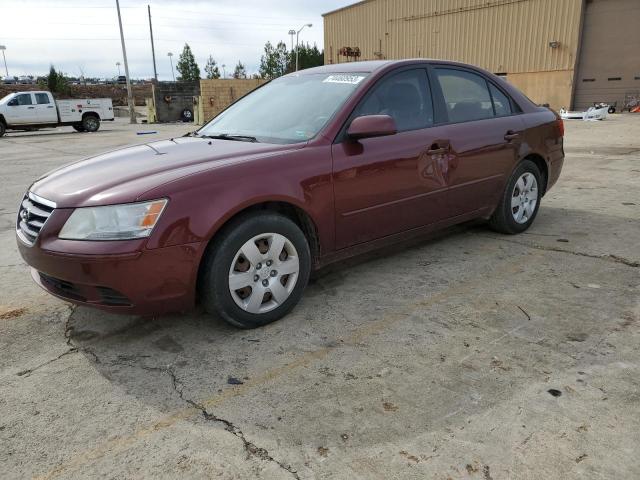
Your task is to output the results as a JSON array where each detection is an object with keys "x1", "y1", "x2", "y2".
[{"x1": 323, "y1": 0, "x2": 583, "y2": 74}]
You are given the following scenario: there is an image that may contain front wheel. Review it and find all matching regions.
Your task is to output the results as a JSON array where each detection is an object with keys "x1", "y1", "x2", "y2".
[
  {"x1": 200, "y1": 212, "x2": 311, "y2": 328},
  {"x1": 0, "y1": 122, "x2": 5, "y2": 137},
  {"x1": 489, "y1": 160, "x2": 542, "y2": 234},
  {"x1": 73, "y1": 124, "x2": 85, "y2": 132}
]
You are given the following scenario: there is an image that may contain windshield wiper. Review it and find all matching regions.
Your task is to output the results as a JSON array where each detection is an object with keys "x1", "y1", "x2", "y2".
[{"x1": 202, "y1": 133, "x2": 258, "y2": 143}]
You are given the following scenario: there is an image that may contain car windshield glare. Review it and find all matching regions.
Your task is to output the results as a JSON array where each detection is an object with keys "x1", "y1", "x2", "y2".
[{"x1": 198, "y1": 73, "x2": 369, "y2": 144}]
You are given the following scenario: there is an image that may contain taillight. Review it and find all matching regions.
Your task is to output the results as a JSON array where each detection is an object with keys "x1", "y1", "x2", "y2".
[{"x1": 557, "y1": 118, "x2": 564, "y2": 137}]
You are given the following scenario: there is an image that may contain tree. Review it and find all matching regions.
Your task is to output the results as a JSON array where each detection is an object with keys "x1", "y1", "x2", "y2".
[
  {"x1": 176, "y1": 43, "x2": 201, "y2": 81},
  {"x1": 204, "y1": 55, "x2": 220, "y2": 79},
  {"x1": 259, "y1": 41, "x2": 289, "y2": 79},
  {"x1": 233, "y1": 61, "x2": 247, "y2": 79},
  {"x1": 47, "y1": 65, "x2": 58, "y2": 92},
  {"x1": 41, "y1": 65, "x2": 70, "y2": 95},
  {"x1": 294, "y1": 43, "x2": 324, "y2": 71}
]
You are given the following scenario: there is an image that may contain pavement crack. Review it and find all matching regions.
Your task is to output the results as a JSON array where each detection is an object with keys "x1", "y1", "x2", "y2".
[
  {"x1": 16, "y1": 347, "x2": 78, "y2": 377},
  {"x1": 482, "y1": 235, "x2": 639, "y2": 267},
  {"x1": 168, "y1": 369, "x2": 301, "y2": 479}
]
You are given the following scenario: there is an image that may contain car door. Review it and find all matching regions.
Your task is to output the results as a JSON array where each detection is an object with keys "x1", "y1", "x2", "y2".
[
  {"x1": 33, "y1": 92, "x2": 58, "y2": 123},
  {"x1": 430, "y1": 66, "x2": 525, "y2": 217},
  {"x1": 332, "y1": 67, "x2": 453, "y2": 249},
  {"x1": 5, "y1": 93, "x2": 36, "y2": 124}
]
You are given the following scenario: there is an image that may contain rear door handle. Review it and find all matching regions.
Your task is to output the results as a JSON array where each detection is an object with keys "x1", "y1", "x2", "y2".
[
  {"x1": 47, "y1": 105, "x2": 54, "y2": 108},
  {"x1": 504, "y1": 130, "x2": 520, "y2": 141},
  {"x1": 27, "y1": 106, "x2": 35, "y2": 109}
]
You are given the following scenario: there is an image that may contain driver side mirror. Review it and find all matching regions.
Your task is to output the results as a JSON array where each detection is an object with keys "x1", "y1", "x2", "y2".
[{"x1": 347, "y1": 114, "x2": 397, "y2": 140}]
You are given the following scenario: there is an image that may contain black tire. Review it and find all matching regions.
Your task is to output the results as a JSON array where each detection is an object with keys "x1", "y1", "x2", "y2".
[
  {"x1": 82, "y1": 115, "x2": 100, "y2": 132},
  {"x1": 0, "y1": 122, "x2": 5, "y2": 137},
  {"x1": 489, "y1": 159, "x2": 542, "y2": 234},
  {"x1": 608, "y1": 106, "x2": 616, "y2": 114},
  {"x1": 181, "y1": 108, "x2": 194, "y2": 122},
  {"x1": 200, "y1": 212, "x2": 311, "y2": 328},
  {"x1": 73, "y1": 125, "x2": 85, "y2": 132}
]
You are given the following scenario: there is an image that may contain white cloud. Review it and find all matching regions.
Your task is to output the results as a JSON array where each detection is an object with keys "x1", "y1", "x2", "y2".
[{"x1": 1, "y1": 0, "x2": 351, "y2": 79}]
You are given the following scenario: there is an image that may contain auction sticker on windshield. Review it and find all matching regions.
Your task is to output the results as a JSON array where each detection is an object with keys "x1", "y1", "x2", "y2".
[{"x1": 323, "y1": 74, "x2": 366, "y2": 84}]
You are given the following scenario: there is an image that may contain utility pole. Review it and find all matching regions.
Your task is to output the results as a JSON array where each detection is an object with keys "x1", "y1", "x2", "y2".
[
  {"x1": 148, "y1": 5, "x2": 158, "y2": 82},
  {"x1": 115, "y1": 0, "x2": 137, "y2": 124},
  {"x1": 167, "y1": 52, "x2": 175, "y2": 81},
  {"x1": 0, "y1": 46, "x2": 8, "y2": 77}
]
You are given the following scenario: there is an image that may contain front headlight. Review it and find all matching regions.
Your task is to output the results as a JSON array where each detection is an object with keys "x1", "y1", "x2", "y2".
[{"x1": 59, "y1": 199, "x2": 167, "y2": 240}]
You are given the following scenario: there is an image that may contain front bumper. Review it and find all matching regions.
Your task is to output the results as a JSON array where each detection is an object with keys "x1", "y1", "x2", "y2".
[{"x1": 18, "y1": 238, "x2": 203, "y2": 315}]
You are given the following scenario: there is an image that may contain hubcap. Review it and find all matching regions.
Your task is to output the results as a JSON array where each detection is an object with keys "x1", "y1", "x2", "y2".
[
  {"x1": 511, "y1": 172, "x2": 538, "y2": 224},
  {"x1": 228, "y1": 233, "x2": 300, "y2": 314}
]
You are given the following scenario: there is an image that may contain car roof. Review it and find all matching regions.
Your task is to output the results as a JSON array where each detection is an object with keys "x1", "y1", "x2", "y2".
[{"x1": 293, "y1": 59, "x2": 483, "y2": 76}]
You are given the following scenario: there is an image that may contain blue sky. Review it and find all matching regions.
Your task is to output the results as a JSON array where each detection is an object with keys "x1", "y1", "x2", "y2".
[{"x1": 1, "y1": 0, "x2": 352, "y2": 79}]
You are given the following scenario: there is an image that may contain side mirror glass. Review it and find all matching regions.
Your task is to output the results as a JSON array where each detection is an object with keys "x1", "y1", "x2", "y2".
[{"x1": 347, "y1": 114, "x2": 397, "y2": 140}]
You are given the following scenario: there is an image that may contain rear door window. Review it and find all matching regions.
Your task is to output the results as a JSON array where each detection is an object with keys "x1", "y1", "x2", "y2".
[
  {"x1": 354, "y1": 69, "x2": 434, "y2": 131},
  {"x1": 35, "y1": 93, "x2": 50, "y2": 104},
  {"x1": 434, "y1": 68, "x2": 494, "y2": 123}
]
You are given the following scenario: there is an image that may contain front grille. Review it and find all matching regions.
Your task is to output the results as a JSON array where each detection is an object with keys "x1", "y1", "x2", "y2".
[
  {"x1": 96, "y1": 287, "x2": 132, "y2": 306},
  {"x1": 39, "y1": 273, "x2": 87, "y2": 302},
  {"x1": 17, "y1": 192, "x2": 56, "y2": 245}
]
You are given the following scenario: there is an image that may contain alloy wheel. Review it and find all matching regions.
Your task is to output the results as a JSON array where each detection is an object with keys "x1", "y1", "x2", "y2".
[
  {"x1": 511, "y1": 172, "x2": 538, "y2": 224},
  {"x1": 228, "y1": 233, "x2": 300, "y2": 314}
]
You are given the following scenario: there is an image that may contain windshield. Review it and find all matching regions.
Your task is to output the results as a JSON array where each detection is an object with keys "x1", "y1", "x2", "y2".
[{"x1": 198, "y1": 72, "x2": 369, "y2": 144}]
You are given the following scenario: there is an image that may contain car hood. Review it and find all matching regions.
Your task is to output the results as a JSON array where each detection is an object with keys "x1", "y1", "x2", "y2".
[{"x1": 30, "y1": 137, "x2": 304, "y2": 208}]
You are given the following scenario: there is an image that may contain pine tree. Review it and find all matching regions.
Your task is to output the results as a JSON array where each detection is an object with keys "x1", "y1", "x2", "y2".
[
  {"x1": 176, "y1": 43, "x2": 201, "y2": 81},
  {"x1": 204, "y1": 55, "x2": 221, "y2": 79},
  {"x1": 47, "y1": 65, "x2": 58, "y2": 92},
  {"x1": 259, "y1": 41, "x2": 289, "y2": 79},
  {"x1": 233, "y1": 61, "x2": 247, "y2": 79}
]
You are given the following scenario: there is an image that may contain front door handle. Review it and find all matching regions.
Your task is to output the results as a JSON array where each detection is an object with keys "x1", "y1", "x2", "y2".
[
  {"x1": 47, "y1": 105, "x2": 54, "y2": 108},
  {"x1": 27, "y1": 106, "x2": 35, "y2": 109},
  {"x1": 504, "y1": 130, "x2": 520, "y2": 141},
  {"x1": 426, "y1": 141, "x2": 450, "y2": 155}
]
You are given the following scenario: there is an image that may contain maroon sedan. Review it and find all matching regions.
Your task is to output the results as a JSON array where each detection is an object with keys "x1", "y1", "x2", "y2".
[{"x1": 17, "y1": 60, "x2": 564, "y2": 328}]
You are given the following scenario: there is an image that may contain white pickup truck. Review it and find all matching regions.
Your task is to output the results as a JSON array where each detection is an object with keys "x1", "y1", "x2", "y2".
[{"x1": 0, "y1": 91, "x2": 114, "y2": 137}]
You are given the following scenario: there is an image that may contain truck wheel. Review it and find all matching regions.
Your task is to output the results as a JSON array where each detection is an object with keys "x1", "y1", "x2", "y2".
[
  {"x1": 82, "y1": 115, "x2": 100, "y2": 132},
  {"x1": 0, "y1": 122, "x2": 5, "y2": 137},
  {"x1": 73, "y1": 125, "x2": 85, "y2": 132},
  {"x1": 608, "y1": 106, "x2": 616, "y2": 114},
  {"x1": 181, "y1": 108, "x2": 193, "y2": 122}
]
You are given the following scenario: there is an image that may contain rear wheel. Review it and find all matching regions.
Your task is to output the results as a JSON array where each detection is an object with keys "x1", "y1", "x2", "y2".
[
  {"x1": 82, "y1": 115, "x2": 100, "y2": 132},
  {"x1": 73, "y1": 125, "x2": 85, "y2": 132},
  {"x1": 0, "y1": 122, "x2": 5, "y2": 137},
  {"x1": 200, "y1": 212, "x2": 311, "y2": 328},
  {"x1": 489, "y1": 159, "x2": 542, "y2": 234}
]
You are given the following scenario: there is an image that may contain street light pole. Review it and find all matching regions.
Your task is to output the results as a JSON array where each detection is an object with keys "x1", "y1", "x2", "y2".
[
  {"x1": 222, "y1": 64, "x2": 226, "y2": 78},
  {"x1": 0, "y1": 46, "x2": 8, "y2": 78},
  {"x1": 167, "y1": 52, "x2": 175, "y2": 81},
  {"x1": 115, "y1": 0, "x2": 136, "y2": 124},
  {"x1": 116, "y1": 61, "x2": 121, "y2": 76},
  {"x1": 288, "y1": 29, "x2": 295, "y2": 53},
  {"x1": 295, "y1": 24, "x2": 312, "y2": 72}
]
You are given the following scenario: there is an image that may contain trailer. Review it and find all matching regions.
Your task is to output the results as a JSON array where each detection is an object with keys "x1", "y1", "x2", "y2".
[{"x1": 0, "y1": 91, "x2": 114, "y2": 136}]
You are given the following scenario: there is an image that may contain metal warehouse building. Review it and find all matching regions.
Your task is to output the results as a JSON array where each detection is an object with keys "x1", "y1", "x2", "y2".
[{"x1": 323, "y1": 0, "x2": 640, "y2": 111}]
